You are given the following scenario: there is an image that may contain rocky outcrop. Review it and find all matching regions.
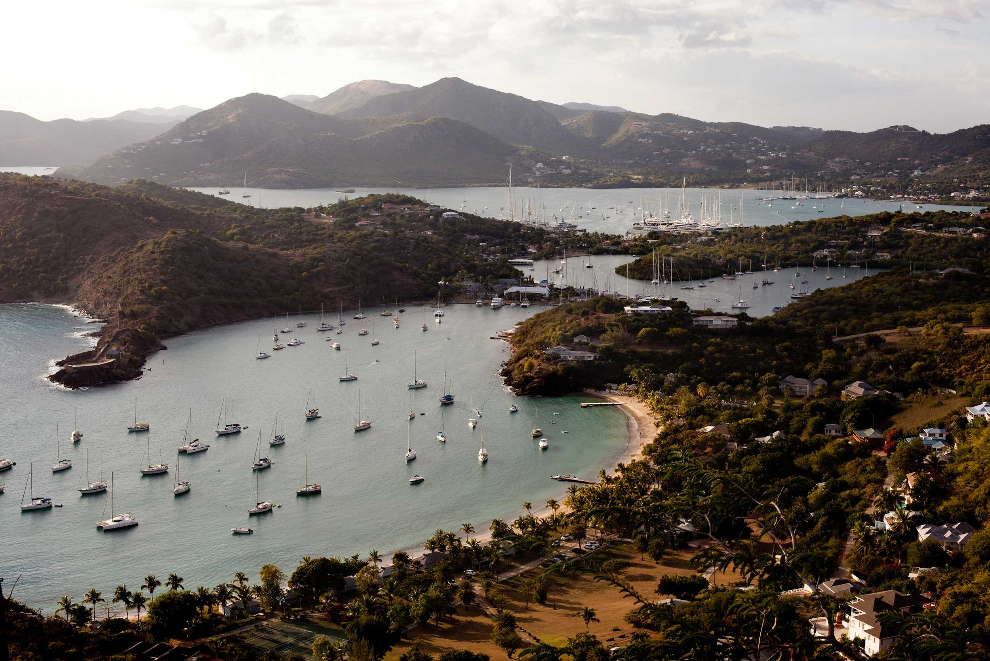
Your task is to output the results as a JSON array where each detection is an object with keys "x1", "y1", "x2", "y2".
[{"x1": 50, "y1": 327, "x2": 165, "y2": 389}]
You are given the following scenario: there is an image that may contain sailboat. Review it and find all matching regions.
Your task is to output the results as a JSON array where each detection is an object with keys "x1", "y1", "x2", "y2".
[
  {"x1": 532, "y1": 402, "x2": 543, "y2": 438},
  {"x1": 52, "y1": 424, "x2": 72, "y2": 472},
  {"x1": 354, "y1": 390, "x2": 371, "y2": 431},
  {"x1": 97, "y1": 473, "x2": 137, "y2": 529},
  {"x1": 306, "y1": 389, "x2": 320, "y2": 420},
  {"x1": 256, "y1": 335, "x2": 270, "y2": 359},
  {"x1": 248, "y1": 470, "x2": 273, "y2": 514},
  {"x1": 317, "y1": 304, "x2": 333, "y2": 332},
  {"x1": 241, "y1": 172, "x2": 251, "y2": 199},
  {"x1": 437, "y1": 406, "x2": 446, "y2": 442},
  {"x1": 421, "y1": 310, "x2": 429, "y2": 332},
  {"x1": 272, "y1": 328, "x2": 284, "y2": 351},
  {"x1": 281, "y1": 313, "x2": 291, "y2": 334},
  {"x1": 178, "y1": 409, "x2": 209, "y2": 453},
  {"x1": 469, "y1": 397, "x2": 477, "y2": 428},
  {"x1": 371, "y1": 320, "x2": 379, "y2": 346},
  {"x1": 215, "y1": 398, "x2": 243, "y2": 435},
  {"x1": 71, "y1": 408, "x2": 83, "y2": 442},
  {"x1": 296, "y1": 455, "x2": 321, "y2": 495},
  {"x1": 439, "y1": 371, "x2": 454, "y2": 405},
  {"x1": 20, "y1": 463, "x2": 52, "y2": 511},
  {"x1": 269, "y1": 414, "x2": 285, "y2": 446},
  {"x1": 826, "y1": 259, "x2": 833, "y2": 281},
  {"x1": 172, "y1": 450, "x2": 190, "y2": 495},
  {"x1": 405, "y1": 418, "x2": 416, "y2": 462},
  {"x1": 78, "y1": 449, "x2": 107, "y2": 494},
  {"x1": 478, "y1": 425, "x2": 489, "y2": 463},
  {"x1": 140, "y1": 433, "x2": 168, "y2": 475},
  {"x1": 127, "y1": 398, "x2": 150, "y2": 432},
  {"x1": 339, "y1": 354, "x2": 357, "y2": 381},
  {"x1": 731, "y1": 285, "x2": 750, "y2": 309},
  {"x1": 353, "y1": 300, "x2": 366, "y2": 320},
  {"x1": 252, "y1": 432, "x2": 271, "y2": 470},
  {"x1": 408, "y1": 350, "x2": 427, "y2": 389}
]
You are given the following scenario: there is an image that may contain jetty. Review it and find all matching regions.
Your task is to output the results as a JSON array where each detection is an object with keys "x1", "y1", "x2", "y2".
[
  {"x1": 580, "y1": 401, "x2": 621, "y2": 408},
  {"x1": 551, "y1": 474, "x2": 596, "y2": 485}
]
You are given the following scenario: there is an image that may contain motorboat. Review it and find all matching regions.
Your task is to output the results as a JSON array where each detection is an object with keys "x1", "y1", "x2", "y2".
[
  {"x1": 71, "y1": 410, "x2": 83, "y2": 442},
  {"x1": 0, "y1": 458, "x2": 15, "y2": 472},
  {"x1": 409, "y1": 475, "x2": 425, "y2": 484},
  {"x1": 273, "y1": 343, "x2": 285, "y2": 350},
  {"x1": 306, "y1": 408, "x2": 321, "y2": 420},
  {"x1": 469, "y1": 418, "x2": 477, "y2": 429},
  {"x1": 287, "y1": 338, "x2": 304, "y2": 346},
  {"x1": 532, "y1": 428, "x2": 543, "y2": 437},
  {"x1": 490, "y1": 297, "x2": 503, "y2": 309},
  {"x1": 509, "y1": 405, "x2": 518, "y2": 413},
  {"x1": 358, "y1": 328, "x2": 369, "y2": 336},
  {"x1": 331, "y1": 342, "x2": 341, "y2": 350},
  {"x1": 539, "y1": 438, "x2": 549, "y2": 450},
  {"x1": 476, "y1": 300, "x2": 484, "y2": 306},
  {"x1": 231, "y1": 527, "x2": 254, "y2": 534}
]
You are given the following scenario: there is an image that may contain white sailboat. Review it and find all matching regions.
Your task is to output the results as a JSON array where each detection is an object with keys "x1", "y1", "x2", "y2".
[
  {"x1": 172, "y1": 450, "x2": 190, "y2": 495},
  {"x1": 248, "y1": 470, "x2": 273, "y2": 515},
  {"x1": 178, "y1": 409, "x2": 209, "y2": 453},
  {"x1": 826, "y1": 259, "x2": 833, "y2": 281},
  {"x1": 71, "y1": 408, "x2": 83, "y2": 442},
  {"x1": 256, "y1": 335, "x2": 270, "y2": 359},
  {"x1": 241, "y1": 172, "x2": 251, "y2": 199},
  {"x1": 215, "y1": 398, "x2": 243, "y2": 435},
  {"x1": 478, "y1": 425, "x2": 489, "y2": 463},
  {"x1": 127, "y1": 398, "x2": 150, "y2": 432},
  {"x1": 306, "y1": 390, "x2": 321, "y2": 419},
  {"x1": 21, "y1": 463, "x2": 53, "y2": 511},
  {"x1": 405, "y1": 418, "x2": 416, "y2": 462},
  {"x1": 339, "y1": 354, "x2": 357, "y2": 382},
  {"x1": 281, "y1": 313, "x2": 291, "y2": 333},
  {"x1": 731, "y1": 285, "x2": 750, "y2": 309},
  {"x1": 252, "y1": 431, "x2": 271, "y2": 470},
  {"x1": 532, "y1": 402, "x2": 543, "y2": 438},
  {"x1": 97, "y1": 472, "x2": 138, "y2": 530},
  {"x1": 408, "y1": 350, "x2": 427, "y2": 389},
  {"x1": 354, "y1": 299, "x2": 366, "y2": 320},
  {"x1": 52, "y1": 424, "x2": 72, "y2": 473},
  {"x1": 269, "y1": 413, "x2": 285, "y2": 446},
  {"x1": 354, "y1": 390, "x2": 372, "y2": 431},
  {"x1": 317, "y1": 304, "x2": 333, "y2": 332},
  {"x1": 297, "y1": 455, "x2": 321, "y2": 495},
  {"x1": 78, "y1": 449, "x2": 107, "y2": 494},
  {"x1": 140, "y1": 433, "x2": 169, "y2": 475},
  {"x1": 371, "y1": 320, "x2": 379, "y2": 346},
  {"x1": 437, "y1": 406, "x2": 446, "y2": 442}
]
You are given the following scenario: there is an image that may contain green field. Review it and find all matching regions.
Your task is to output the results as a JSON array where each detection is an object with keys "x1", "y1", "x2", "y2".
[{"x1": 235, "y1": 617, "x2": 346, "y2": 657}]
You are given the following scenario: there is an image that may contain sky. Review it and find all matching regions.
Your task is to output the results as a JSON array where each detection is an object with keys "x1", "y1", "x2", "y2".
[{"x1": 3, "y1": 0, "x2": 988, "y2": 133}]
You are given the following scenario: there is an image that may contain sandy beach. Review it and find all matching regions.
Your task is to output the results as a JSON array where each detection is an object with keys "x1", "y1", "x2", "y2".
[{"x1": 583, "y1": 389, "x2": 658, "y2": 469}]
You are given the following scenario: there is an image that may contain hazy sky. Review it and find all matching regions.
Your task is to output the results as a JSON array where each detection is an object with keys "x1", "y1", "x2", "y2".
[{"x1": 4, "y1": 0, "x2": 988, "y2": 132}]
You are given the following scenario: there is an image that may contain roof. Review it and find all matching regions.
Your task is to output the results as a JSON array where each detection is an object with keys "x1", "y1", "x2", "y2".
[
  {"x1": 850, "y1": 590, "x2": 930, "y2": 639},
  {"x1": 967, "y1": 402, "x2": 990, "y2": 416},
  {"x1": 917, "y1": 522, "x2": 975, "y2": 546},
  {"x1": 504, "y1": 286, "x2": 550, "y2": 296},
  {"x1": 824, "y1": 423, "x2": 843, "y2": 431},
  {"x1": 853, "y1": 427, "x2": 883, "y2": 439},
  {"x1": 780, "y1": 375, "x2": 827, "y2": 387},
  {"x1": 844, "y1": 380, "x2": 878, "y2": 396},
  {"x1": 820, "y1": 578, "x2": 861, "y2": 597}
]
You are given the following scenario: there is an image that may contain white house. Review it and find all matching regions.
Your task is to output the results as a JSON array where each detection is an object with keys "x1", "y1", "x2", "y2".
[
  {"x1": 441, "y1": 211, "x2": 461, "y2": 221},
  {"x1": 624, "y1": 305, "x2": 673, "y2": 316},
  {"x1": 824, "y1": 424, "x2": 843, "y2": 437},
  {"x1": 693, "y1": 315, "x2": 738, "y2": 329},
  {"x1": 845, "y1": 591, "x2": 929, "y2": 656},
  {"x1": 543, "y1": 346, "x2": 596, "y2": 361},
  {"x1": 966, "y1": 402, "x2": 990, "y2": 423},
  {"x1": 920, "y1": 428, "x2": 947, "y2": 441},
  {"x1": 843, "y1": 380, "x2": 880, "y2": 400},
  {"x1": 779, "y1": 375, "x2": 827, "y2": 397}
]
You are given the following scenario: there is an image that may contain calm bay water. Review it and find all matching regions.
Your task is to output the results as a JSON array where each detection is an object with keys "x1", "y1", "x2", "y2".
[
  {"x1": 0, "y1": 303, "x2": 630, "y2": 612},
  {"x1": 188, "y1": 185, "x2": 979, "y2": 234}
]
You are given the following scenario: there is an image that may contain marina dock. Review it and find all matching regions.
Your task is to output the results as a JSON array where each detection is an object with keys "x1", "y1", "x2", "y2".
[
  {"x1": 580, "y1": 402, "x2": 621, "y2": 408},
  {"x1": 551, "y1": 474, "x2": 597, "y2": 484}
]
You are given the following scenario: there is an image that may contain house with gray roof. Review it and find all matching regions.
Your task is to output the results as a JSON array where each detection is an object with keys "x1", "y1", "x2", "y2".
[
  {"x1": 845, "y1": 590, "x2": 930, "y2": 655},
  {"x1": 917, "y1": 522, "x2": 975, "y2": 549},
  {"x1": 779, "y1": 375, "x2": 827, "y2": 397}
]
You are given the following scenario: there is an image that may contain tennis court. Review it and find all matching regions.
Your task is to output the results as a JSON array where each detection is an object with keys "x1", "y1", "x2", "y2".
[{"x1": 235, "y1": 617, "x2": 346, "y2": 657}]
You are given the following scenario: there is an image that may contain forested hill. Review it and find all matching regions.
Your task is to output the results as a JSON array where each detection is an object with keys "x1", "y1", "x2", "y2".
[{"x1": 0, "y1": 174, "x2": 563, "y2": 385}]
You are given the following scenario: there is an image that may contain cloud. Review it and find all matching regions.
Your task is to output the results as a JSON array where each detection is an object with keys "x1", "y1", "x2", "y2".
[{"x1": 193, "y1": 9, "x2": 302, "y2": 49}]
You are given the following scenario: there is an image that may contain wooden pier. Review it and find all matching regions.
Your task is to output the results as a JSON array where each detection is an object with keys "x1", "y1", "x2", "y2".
[
  {"x1": 551, "y1": 474, "x2": 597, "y2": 485},
  {"x1": 580, "y1": 402, "x2": 621, "y2": 408}
]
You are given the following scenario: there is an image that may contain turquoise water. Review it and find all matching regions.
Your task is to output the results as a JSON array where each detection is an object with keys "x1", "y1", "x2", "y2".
[{"x1": 0, "y1": 303, "x2": 629, "y2": 612}]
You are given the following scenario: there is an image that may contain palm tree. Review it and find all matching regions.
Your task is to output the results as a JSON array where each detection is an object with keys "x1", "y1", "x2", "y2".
[
  {"x1": 460, "y1": 522, "x2": 475, "y2": 541},
  {"x1": 232, "y1": 572, "x2": 251, "y2": 610},
  {"x1": 83, "y1": 589, "x2": 104, "y2": 622},
  {"x1": 523, "y1": 501, "x2": 533, "y2": 515},
  {"x1": 113, "y1": 585, "x2": 132, "y2": 619},
  {"x1": 131, "y1": 591, "x2": 147, "y2": 620},
  {"x1": 578, "y1": 606, "x2": 599, "y2": 630},
  {"x1": 196, "y1": 586, "x2": 214, "y2": 615},
  {"x1": 545, "y1": 498, "x2": 560, "y2": 524},
  {"x1": 55, "y1": 595, "x2": 75, "y2": 622},
  {"x1": 367, "y1": 550, "x2": 382, "y2": 567},
  {"x1": 166, "y1": 573, "x2": 184, "y2": 592},
  {"x1": 142, "y1": 574, "x2": 161, "y2": 599},
  {"x1": 214, "y1": 583, "x2": 232, "y2": 615}
]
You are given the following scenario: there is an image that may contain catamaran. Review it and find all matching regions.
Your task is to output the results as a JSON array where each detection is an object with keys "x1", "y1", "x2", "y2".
[
  {"x1": 96, "y1": 473, "x2": 137, "y2": 530},
  {"x1": 354, "y1": 390, "x2": 372, "y2": 431},
  {"x1": 731, "y1": 285, "x2": 750, "y2": 309},
  {"x1": 339, "y1": 354, "x2": 358, "y2": 382},
  {"x1": 140, "y1": 433, "x2": 169, "y2": 475},
  {"x1": 172, "y1": 450, "x2": 190, "y2": 495},
  {"x1": 21, "y1": 463, "x2": 52, "y2": 511},
  {"x1": 248, "y1": 470, "x2": 273, "y2": 515},
  {"x1": 408, "y1": 350, "x2": 427, "y2": 389},
  {"x1": 78, "y1": 449, "x2": 107, "y2": 494},
  {"x1": 215, "y1": 398, "x2": 243, "y2": 435},
  {"x1": 52, "y1": 424, "x2": 71, "y2": 473},
  {"x1": 405, "y1": 418, "x2": 416, "y2": 462},
  {"x1": 127, "y1": 398, "x2": 150, "y2": 432},
  {"x1": 71, "y1": 408, "x2": 83, "y2": 442},
  {"x1": 252, "y1": 432, "x2": 271, "y2": 470},
  {"x1": 297, "y1": 455, "x2": 321, "y2": 495}
]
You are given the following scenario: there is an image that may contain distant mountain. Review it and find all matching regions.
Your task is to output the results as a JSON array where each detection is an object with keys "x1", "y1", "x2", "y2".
[
  {"x1": 77, "y1": 93, "x2": 517, "y2": 188},
  {"x1": 309, "y1": 80, "x2": 416, "y2": 115},
  {"x1": 281, "y1": 94, "x2": 320, "y2": 109},
  {"x1": 0, "y1": 111, "x2": 178, "y2": 166},
  {"x1": 102, "y1": 106, "x2": 203, "y2": 124},
  {"x1": 563, "y1": 102, "x2": 629, "y2": 114},
  {"x1": 340, "y1": 77, "x2": 575, "y2": 153}
]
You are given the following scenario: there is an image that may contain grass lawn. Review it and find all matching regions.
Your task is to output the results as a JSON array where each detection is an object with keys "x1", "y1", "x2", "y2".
[
  {"x1": 387, "y1": 540, "x2": 742, "y2": 659},
  {"x1": 890, "y1": 395, "x2": 967, "y2": 434}
]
